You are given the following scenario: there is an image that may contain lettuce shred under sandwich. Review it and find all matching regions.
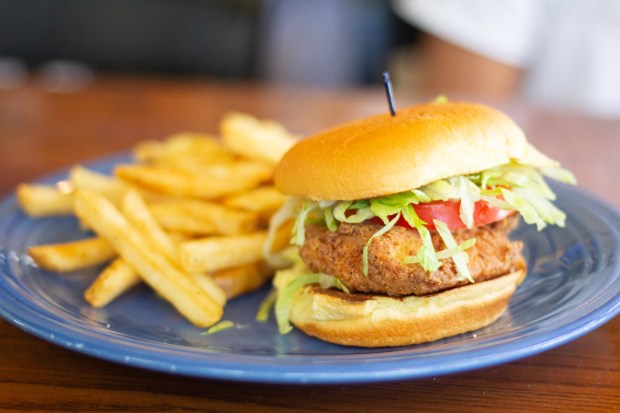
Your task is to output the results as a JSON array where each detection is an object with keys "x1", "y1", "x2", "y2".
[{"x1": 261, "y1": 248, "x2": 349, "y2": 334}]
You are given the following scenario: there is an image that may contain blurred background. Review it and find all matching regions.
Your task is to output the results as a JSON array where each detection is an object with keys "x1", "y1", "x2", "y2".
[{"x1": 1, "y1": 0, "x2": 619, "y2": 118}]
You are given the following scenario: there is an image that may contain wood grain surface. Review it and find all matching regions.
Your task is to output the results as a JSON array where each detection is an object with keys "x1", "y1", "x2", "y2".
[{"x1": 0, "y1": 77, "x2": 618, "y2": 412}]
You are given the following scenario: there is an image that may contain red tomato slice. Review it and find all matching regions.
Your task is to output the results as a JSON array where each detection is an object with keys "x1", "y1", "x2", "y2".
[
  {"x1": 408, "y1": 199, "x2": 513, "y2": 230},
  {"x1": 368, "y1": 199, "x2": 513, "y2": 231}
]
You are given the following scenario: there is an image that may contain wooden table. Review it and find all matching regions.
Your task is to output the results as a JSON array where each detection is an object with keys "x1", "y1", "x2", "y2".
[{"x1": 0, "y1": 77, "x2": 618, "y2": 412}]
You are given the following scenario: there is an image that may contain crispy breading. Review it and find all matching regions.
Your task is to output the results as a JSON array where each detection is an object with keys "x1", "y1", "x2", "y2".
[{"x1": 300, "y1": 214, "x2": 524, "y2": 296}]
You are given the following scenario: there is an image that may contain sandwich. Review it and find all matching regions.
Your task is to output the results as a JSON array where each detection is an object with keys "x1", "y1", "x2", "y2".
[{"x1": 265, "y1": 100, "x2": 575, "y2": 347}]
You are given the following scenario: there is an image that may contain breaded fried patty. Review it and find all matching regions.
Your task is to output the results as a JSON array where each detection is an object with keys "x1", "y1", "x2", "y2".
[{"x1": 300, "y1": 214, "x2": 525, "y2": 296}]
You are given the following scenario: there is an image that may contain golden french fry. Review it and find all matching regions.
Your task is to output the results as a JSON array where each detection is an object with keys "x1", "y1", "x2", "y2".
[
  {"x1": 121, "y1": 190, "x2": 178, "y2": 263},
  {"x1": 179, "y1": 232, "x2": 268, "y2": 273},
  {"x1": 220, "y1": 112, "x2": 297, "y2": 164},
  {"x1": 115, "y1": 164, "x2": 265, "y2": 199},
  {"x1": 133, "y1": 140, "x2": 165, "y2": 163},
  {"x1": 86, "y1": 266, "x2": 229, "y2": 309},
  {"x1": 29, "y1": 236, "x2": 116, "y2": 273},
  {"x1": 134, "y1": 133, "x2": 232, "y2": 165},
  {"x1": 223, "y1": 186, "x2": 287, "y2": 223},
  {"x1": 84, "y1": 258, "x2": 140, "y2": 307},
  {"x1": 121, "y1": 190, "x2": 227, "y2": 306},
  {"x1": 192, "y1": 273, "x2": 230, "y2": 302},
  {"x1": 69, "y1": 165, "x2": 127, "y2": 204},
  {"x1": 211, "y1": 262, "x2": 273, "y2": 299},
  {"x1": 74, "y1": 190, "x2": 223, "y2": 327},
  {"x1": 139, "y1": 159, "x2": 274, "y2": 190},
  {"x1": 167, "y1": 231, "x2": 195, "y2": 243},
  {"x1": 150, "y1": 156, "x2": 229, "y2": 176},
  {"x1": 17, "y1": 184, "x2": 74, "y2": 217},
  {"x1": 178, "y1": 160, "x2": 273, "y2": 182},
  {"x1": 148, "y1": 199, "x2": 258, "y2": 236}
]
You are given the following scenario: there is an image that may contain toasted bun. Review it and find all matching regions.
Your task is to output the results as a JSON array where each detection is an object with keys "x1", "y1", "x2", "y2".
[
  {"x1": 275, "y1": 102, "x2": 556, "y2": 200},
  {"x1": 288, "y1": 269, "x2": 526, "y2": 347}
]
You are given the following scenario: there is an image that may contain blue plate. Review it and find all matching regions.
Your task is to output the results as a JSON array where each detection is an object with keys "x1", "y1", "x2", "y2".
[{"x1": 1, "y1": 155, "x2": 619, "y2": 384}]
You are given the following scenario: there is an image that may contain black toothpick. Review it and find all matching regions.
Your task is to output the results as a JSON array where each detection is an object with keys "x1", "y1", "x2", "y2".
[{"x1": 382, "y1": 71, "x2": 396, "y2": 117}]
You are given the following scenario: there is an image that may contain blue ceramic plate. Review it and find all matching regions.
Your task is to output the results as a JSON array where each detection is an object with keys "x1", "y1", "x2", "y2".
[{"x1": 1, "y1": 155, "x2": 619, "y2": 384}]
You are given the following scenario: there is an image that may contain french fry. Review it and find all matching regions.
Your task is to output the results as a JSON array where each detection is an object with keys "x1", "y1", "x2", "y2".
[
  {"x1": 179, "y1": 232, "x2": 268, "y2": 273},
  {"x1": 121, "y1": 190, "x2": 178, "y2": 264},
  {"x1": 140, "y1": 159, "x2": 273, "y2": 188},
  {"x1": 133, "y1": 140, "x2": 164, "y2": 163},
  {"x1": 84, "y1": 258, "x2": 140, "y2": 307},
  {"x1": 220, "y1": 112, "x2": 297, "y2": 164},
  {"x1": 69, "y1": 165, "x2": 128, "y2": 204},
  {"x1": 115, "y1": 164, "x2": 265, "y2": 200},
  {"x1": 86, "y1": 260, "x2": 267, "y2": 306},
  {"x1": 148, "y1": 199, "x2": 258, "y2": 236},
  {"x1": 121, "y1": 190, "x2": 227, "y2": 306},
  {"x1": 29, "y1": 236, "x2": 116, "y2": 273},
  {"x1": 223, "y1": 186, "x2": 287, "y2": 223},
  {"x1": 17, "y1": 184, "x2": 74, "y2": 217},
  {"x1": 74, "y1": 190, "x2": 223, "y2": 327},
  {"x1": 134, "y1": 133, "x2": 233, "y2": 165},
  {"x1": 178, "y1": 160, "x2": 273, "y2": 182},
  {"x1": 167, "y1": 231, "x2": 195, "y2": 243},
  {"x1": 211, "y1": 262, "x2": 273, "y2": 299},
  {"x1": 150, "y1": 156, "x2": 231, "y2": 177}
]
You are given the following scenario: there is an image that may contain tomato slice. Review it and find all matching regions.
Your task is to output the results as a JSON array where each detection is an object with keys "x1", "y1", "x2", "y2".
[
  {"x1": 369, "y1": 199, "x2": 513, "y2": 231},
  {"x1": 410, "y1": 199, "x2": 513, "y2": 230}
]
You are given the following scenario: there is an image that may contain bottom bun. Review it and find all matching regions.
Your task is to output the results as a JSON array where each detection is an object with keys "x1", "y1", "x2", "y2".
[{"x1": 289, "y1": 269, "x2": 526, "y2": 347}]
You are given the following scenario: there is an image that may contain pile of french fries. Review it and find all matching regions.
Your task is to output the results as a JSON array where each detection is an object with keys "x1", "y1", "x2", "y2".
[{"x1": 17, "y1": 112, "x2": 297, "y2": 328}]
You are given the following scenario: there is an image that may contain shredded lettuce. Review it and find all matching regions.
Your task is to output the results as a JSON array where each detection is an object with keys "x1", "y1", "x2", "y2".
[
  {"x1": 362, "y1": 212, "x2": 401, "y2": 275},
  {"x1": 319, "y1": 273, "x2": 351, "y2": 293},
  {"x1": 432, "y1": 95, "x2": 449, "y2": 104},
  {"x1": 275, "y1": 273, "x2": 320, "y2": 334},
  {"x1": 403, "y1": 236, "x2": 475, "y2": 265},
  {"x1": 270, "y1": 250, "x2": 347, "y2": 334},
  {"x1": 401, "y1": 204, "x2": 440, "y2": 272},
  {"x1": 433, "y1": 219, "x2": 475, "y2": 283},
  {"x1": 435, "y1": 238, "x2": 476, "y2": 260},
  {"x1": 262, "y1": 197, "x2": 301, "y2": 268},
  {"x1": 202, "y1": 320, "x2": 235, "y2": 335},
  {"x1": 256, "y1": 289, "x2": 277, "y2": 322},
  {"x1": 541, "y1": 166, "x2": 577, "y2": 185},
  {"x1": 451, "y1": 176, "x2": 480, "y2": 229},
  {"x1": 292, "y1": 201, "x2": 317, "y2": 246},
  {"x1": 324, "y1": 206, "x2": 338, "y2": 231},
  {"x1": 420, "y1": 179, "x2": 455, "y2": 200},
  {"x1": 333, "y1": 201, "x2": 374, "y2": 224}
]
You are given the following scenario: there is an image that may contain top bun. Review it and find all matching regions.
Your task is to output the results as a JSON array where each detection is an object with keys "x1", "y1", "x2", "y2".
[{"x1": 275, "y1": 102, "x2": 556, "y2": 201}]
